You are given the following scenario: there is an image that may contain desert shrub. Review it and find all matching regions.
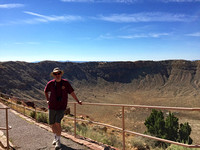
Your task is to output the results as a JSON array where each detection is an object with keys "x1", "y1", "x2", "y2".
[
  {"x1": 36, "y1": 113, "x2": 48, "y2": 123},
  {"x1": 87, "y1": 128, "x2": 104, "y2": 141},
  {"x1": 131, "y1": 137, "x2": 150, "y2": 150},
  {"x1": 178, "y1": 122, "x2": 193, "y2": 144},
  {"x1": 61, "y1": 119, "x2": 74, "y2": 133},
  {"x1": 109, "y1": 135, "x2": 119, "y2": 146},
  {"x1": 144, "y1": 109, "x2": 193, "y2": 149},
  {"x1": 75, "y1": 123, "x2": 122, "y2": 148},
  {"x1": 16, "y1": 101, "x2": 22, "y2": 105},
  {"x1": 167, "y1": 144, "x2": 198, "y2": 150},
  {"x1": 144, "y1": 109, "x2": 167, "y2": 148},
  {"x1": 30, "y1": 111, "x2": 36, "y2": 119},
  {"x1": 102, "y1": 134, "x2": 120, "y2": 147},
  {"x1": 165, "y1": 112, "x2": 179, "y2": 141},
  {"x1": 76, "y1": 123, "x2": 88, "y2": 136},
  {"x1": 144, "y1": 109, "x2": 166, "y2": 138},
  {"x1": 62, "y1": 124, "x2": 73, "y2": 133}
]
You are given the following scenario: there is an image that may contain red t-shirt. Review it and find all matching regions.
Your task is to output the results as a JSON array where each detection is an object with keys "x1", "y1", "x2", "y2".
[{"x1": 44, "y1": 79, "x2": 74, "y2": 110}]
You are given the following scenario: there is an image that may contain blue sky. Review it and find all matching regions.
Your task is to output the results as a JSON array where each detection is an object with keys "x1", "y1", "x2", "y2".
[{"x1": 0, "y1": 0, "x2": 200, "y2": 62}]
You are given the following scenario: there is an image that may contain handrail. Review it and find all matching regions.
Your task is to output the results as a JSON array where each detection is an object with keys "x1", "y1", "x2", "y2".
[
  {"x1": 0, "y1": 107, "x2": 11, "y2": 150},
  {"x1": 67, "y1": 102, "x2": 200, "y2": 149},
  {"x1": 70, "y1": 102, "x2": 200, "y2": 111},
  {"x1": 125, "y1": 130, "x2": 200, "y2": 148}
]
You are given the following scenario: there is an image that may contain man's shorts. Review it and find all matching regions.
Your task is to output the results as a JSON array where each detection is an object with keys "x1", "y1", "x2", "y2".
[{"x1": 49, "y1": 109, "x2": 65, "y2": 125}]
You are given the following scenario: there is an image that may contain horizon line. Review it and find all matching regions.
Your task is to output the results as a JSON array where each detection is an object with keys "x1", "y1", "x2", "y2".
[{"x1": 0, "y1": 59, "x2": 199, "y2": 63}]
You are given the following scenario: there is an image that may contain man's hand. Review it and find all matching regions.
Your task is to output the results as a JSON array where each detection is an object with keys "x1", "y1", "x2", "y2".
[
  {"x1": 71, "y1": 92, "x2": 82, "y2": 105},
  {"x1": 78, "y1": 101, "x2": 82, "y2": 105}
]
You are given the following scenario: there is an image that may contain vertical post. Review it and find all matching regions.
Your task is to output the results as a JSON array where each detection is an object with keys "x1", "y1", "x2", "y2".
[
  {"x1": 6, "y1": 99, "x2": 9, "y2": 106},
  {"x1": 6, "y1": 108, "x2": 9, "y2": 150},
  {"x1": 35, "y1": 107, "x2": 37, "y2": 121},
  {"x1": 10, "y1": 99, "x2": 12, "y2": 109},
  {"x1": 122, "y1": 106, "x2": 125, "y2": 150},
  {"x1": 74, "y1": 103, "x2": 77, "y2": 138},
  {"x1": 23, "y1": 104, "x2": 25, "y2": 116}
]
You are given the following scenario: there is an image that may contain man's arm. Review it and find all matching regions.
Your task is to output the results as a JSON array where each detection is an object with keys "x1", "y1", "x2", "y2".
[
  {"x1": 70, "y1": 91, "x2": 82, "y2": 105},
  {"x1": 44, "y1": 91, "x2": 49, "y2": 104}
]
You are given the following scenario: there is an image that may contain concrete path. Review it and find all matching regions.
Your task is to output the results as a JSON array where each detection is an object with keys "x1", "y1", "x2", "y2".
[{"x1": 0, "y1": 103, "x2": 89, "y2": 150}]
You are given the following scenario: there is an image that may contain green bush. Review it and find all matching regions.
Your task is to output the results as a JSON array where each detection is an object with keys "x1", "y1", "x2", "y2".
[
  {"x1": 36, "y1": 113, "x2": 48, "y2": 123},
  {"x1": 131, "y1": 137, "x2": 150, "y2": 150},
  {"x1": 144, "y1": 109, "x2": 193, "y2": 148},
  {"x1": 76, "y1": 123, "x2": 88, "y2": 136},
  {"x1": 102, "y1": 134, "x2": 119, "y2": 147},
  {"x1": 167, "y1": 144, "x2": 198, "y2": 150},
  {"x1": 63, "y1": 123, "x2": 122, "y2": 148},
  {"x1": 16, "y1": 101, "x2": 22, "y2": 105},
  {"x1": 165, "y1": 112, "x2": 179, "y2": 141},
  {"x1": 30, "y1": 111, "x2": 36, "y2": 119},
  {"x1": 178, "y1": 122, "x2": 193, "y2": 144},
  {"x1": 144, "y1": 109, "x2": 165, "y2": 138},
  {"x1": 62, "y1": 124, "x2": 73, "y2": 133}
]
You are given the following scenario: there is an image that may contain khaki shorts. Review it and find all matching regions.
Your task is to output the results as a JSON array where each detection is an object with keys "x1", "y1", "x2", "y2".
[{"x1": 49, "y1": 109, "x2": 65, "y2": 125}]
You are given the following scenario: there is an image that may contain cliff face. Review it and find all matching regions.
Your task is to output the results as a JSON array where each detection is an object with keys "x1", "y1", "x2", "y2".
[{"x1": 0, "y1": 60, "x2": 200, "y2": 101}]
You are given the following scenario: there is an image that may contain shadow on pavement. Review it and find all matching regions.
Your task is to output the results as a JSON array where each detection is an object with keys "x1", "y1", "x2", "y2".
[{"x1": 59, "y1": 144, "x2": 82, "y2": 150}]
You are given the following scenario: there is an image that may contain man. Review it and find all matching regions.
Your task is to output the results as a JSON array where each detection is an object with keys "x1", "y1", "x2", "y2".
[{"x1": 44, "y1": 67, "x2": 82, "y2": 149}]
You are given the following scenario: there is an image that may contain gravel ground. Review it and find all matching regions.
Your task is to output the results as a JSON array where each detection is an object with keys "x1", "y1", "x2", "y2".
[{"x1": 0, "y1": 103, "x2": 89, "y2": 150}]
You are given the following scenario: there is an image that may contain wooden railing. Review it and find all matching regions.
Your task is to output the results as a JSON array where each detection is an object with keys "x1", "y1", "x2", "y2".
[
  {"x1": 1, "y1": 93, "x2": 200, "y2": 149},
  {"x1": 67, "y1": 102, "x2": 200, "y2": 150},
  {"x1": 0, "y1": 107, "x2": 12, "y2": 150}
]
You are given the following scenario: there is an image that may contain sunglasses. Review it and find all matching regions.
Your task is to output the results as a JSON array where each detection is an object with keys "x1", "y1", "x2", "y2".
[{"x1": 53, "y1": 72, "x2": 61, "y2": 76}]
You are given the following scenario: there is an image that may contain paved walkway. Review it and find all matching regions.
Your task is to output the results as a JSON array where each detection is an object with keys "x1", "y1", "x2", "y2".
[{"x1": 0, "y1": 103, "x2": 90, "y2": 150}]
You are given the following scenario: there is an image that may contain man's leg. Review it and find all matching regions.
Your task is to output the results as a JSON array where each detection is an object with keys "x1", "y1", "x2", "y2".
[
  {"x1": 51, "y1": 123, "x2": 61, "y2": 137},
  {"x1": 54, "y1": 110, "x2": 64, "y2": 148},
  {"x1": 54, "y1": 110, "x2": 64, "y2": 137},
  {"x1": 49, "y1": 109, "x2": 58, "y2": 145},
  {"x1": 51, "y1": 123, "x2": 61, "y2": 145},
  {"x1": 51, "y1": 123, "x2": 57, "y2": 135},
  {"x1": 52, "y1": 122, "x2": 62, "y2": 147},
  {"x1": 54, "y1": 123, "x2": 61, "y2": 136}
]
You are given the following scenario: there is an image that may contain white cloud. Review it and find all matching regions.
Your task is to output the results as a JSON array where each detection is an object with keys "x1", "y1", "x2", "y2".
[
  {"x1": 61, "y1": 0, "x2": 200, "y2": 2},
  {"x1": 0, "y1": 4, "x2": 24, "y2": 8},
  {"x1": 14, "y1": 42, "x2": 24, "y2": 45},
  {"x1": 118, "y1": 33, "x2": 170, "y2": 39},
  {"x1": 98, "y1": 33, "x2": 114, "y2": 39},
  {"x1": 14, "y1": 42, "x2": 40, "y2": 45},
  {"x1": 96, "y1": 12, "x2": 197, "y2": 23},
  {"x1": 61, "y1": 0, "x2": 138, "y2": 3},
  {"x1": 99, "y1": 32, "x2": 170, "y2": 39},
  {"x1": 149, "y1": 33, "x2": 170, "y2": 38},
  {"x1": 27, "y1": 42, "x2": 40, "y2": 45},
  {"x1": 23, "y1": 11, "x2": 83, "y2": 24},
  {"x1": 61, "y1": 0, "x2": 94, "y2": 2},
  {"x1": 160, "y1": 0, "x2": 200, "y2": 2},
  {"x1": 186, "y1": 32, "x2": 200, "y2": 37}
]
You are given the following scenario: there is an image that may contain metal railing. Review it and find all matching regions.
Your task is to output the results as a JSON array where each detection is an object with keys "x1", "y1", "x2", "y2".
[
  {"x1": 0, "y1": 96, "x2": 45, "y2": 122},
  {"x1": 66, "y1": 102, "x2": 200, "y2": 150},
  {"x1": 0, "y1": 107, "x2": 11, "y2": 150},
  {"x1": 1, "y1": 93, "x2": 200, "y2": 149}
]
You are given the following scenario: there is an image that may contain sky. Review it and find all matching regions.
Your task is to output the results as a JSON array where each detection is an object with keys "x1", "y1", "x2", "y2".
[{"x1": 0, "y1": 0, "x2": 200, "y2": 62}]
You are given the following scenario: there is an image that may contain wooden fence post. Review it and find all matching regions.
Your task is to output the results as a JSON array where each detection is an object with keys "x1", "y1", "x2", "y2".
[
  {"x1": 122, "y1": 106, "x2": 125, "y2": 150},
  {"x1": 74, "y1": 103, "x2": 77, "y2": 138},
  {"x1": 23, "y1": 104, "x2": 25, "y2": 116},
  {"x1": 6, "y1": 108, "x2": 9, "y2": 150},
  {"x1": 35, "y1": 107, "x2": 37, "y2": 121}
]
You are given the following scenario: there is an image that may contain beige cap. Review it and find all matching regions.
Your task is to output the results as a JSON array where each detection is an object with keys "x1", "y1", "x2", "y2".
[{"x1": 50, "y1": 67, "x2": 64, "y2": 77}]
